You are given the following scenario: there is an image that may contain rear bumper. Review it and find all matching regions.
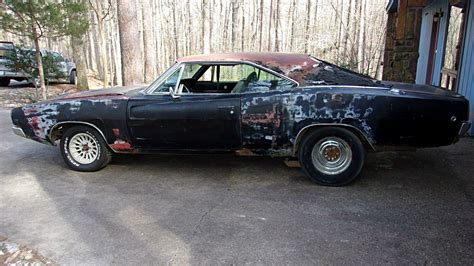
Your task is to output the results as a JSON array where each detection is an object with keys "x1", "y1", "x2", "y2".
[
  {"x1": 459, "y1": 122, "x2": 471, "y2": 137},
  {"x1": 12, "y1": 125, "x2": 27, "y2": 138}
]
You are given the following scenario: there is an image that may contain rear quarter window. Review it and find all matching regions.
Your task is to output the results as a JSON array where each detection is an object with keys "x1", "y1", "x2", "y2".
[{"x1": 303, "y1": 57, "x2": 384, "y2": 87}]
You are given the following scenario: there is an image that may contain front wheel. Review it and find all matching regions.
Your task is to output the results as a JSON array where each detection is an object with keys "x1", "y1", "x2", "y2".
[
  {"x1": 298, "y1": 127, "x2": 365, "y2": 186},
  {"x1": 60, "y1": 125, "x2": 112, "y2": 171}
]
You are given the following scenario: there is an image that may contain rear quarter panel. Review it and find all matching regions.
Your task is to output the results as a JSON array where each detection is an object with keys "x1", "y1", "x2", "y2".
[{"x1": 241, "y1": 86, "x2": 469, "y2": 156}]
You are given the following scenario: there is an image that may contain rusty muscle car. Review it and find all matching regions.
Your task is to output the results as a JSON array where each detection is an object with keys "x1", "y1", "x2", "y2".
[{"x1": 11, "y1": 53, "x2": 471, "y2": 186}]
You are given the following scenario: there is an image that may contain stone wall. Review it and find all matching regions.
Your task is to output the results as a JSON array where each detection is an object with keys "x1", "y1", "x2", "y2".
[{"x1": 383, "y1": 0, "x2": 426, "y2": 82}]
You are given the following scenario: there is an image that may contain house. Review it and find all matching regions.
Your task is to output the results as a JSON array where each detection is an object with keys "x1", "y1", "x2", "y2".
[{"x1": 383, "y1": 0, "x2": 473, "y2": 135}]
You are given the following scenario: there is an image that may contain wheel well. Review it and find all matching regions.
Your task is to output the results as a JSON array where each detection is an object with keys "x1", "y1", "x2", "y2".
[
  {"x1": 49, "y1": 121, "x2": 107, "y2": 144},
  {"x1": 293, "y1": 124, "x2": 375, "y2": 156}
]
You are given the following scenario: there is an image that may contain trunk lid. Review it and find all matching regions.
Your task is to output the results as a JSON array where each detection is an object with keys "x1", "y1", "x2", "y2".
[{"x1": 383, "y1": 81, "x2": 462, "y2": 98}]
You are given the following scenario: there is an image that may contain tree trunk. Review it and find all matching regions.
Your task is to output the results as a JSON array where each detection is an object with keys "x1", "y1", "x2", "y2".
[
  {"x1": 304, "y1": 0, "x2": 312, "y2": 54},
  {"x1": 274, "y1": 0, "x2": 280, "y2": 51},
  {"x1": 87, "y1": 29, "x2": 97, "y2": 71},
  {"x1": 289, "y1": 0, "x2": 296, "y2": 51},
  {"x1": 267, "y1": 0, "x2": 273, "y2": 51},
  {"x1": 186, "y1": 0, "x2": 191, "y2": 55},
  {"x1": 142, "y1": 0, "x2": 156, "y2": 83},
  {"x1": 90, "y1": 12, "x2": 102, "y2": 77},
  {"x1": 231, "y1": 0, "x2": 239, "y2": 52},
  {"x1": 258, "y1": 0, "x2": 264, "y2": 52},
  {"x1": 71, "y1": 35, "x2": 89, "y2": 91},
  {"x1": 222, "y1": 1, "x2": 231, "y2": 51},
  {"x1": 31, "y1": 23, "x2": 46, "y2": 100},
  {"x1": 343, "y1": 0, "x2": 353, "y2": 65},
  {"x1": 98, "y1": 20, "x2": 109, "y2": 87},
  {"x1": 202, "y1": 0, "x2": 210, "y2": 54},
  {"x1": 117, "y1": 0, "x2": 144, "y2": 85},
  {"x1": 241, "y1": 4, "x2": 245, "y2": 51},
  {"x1": 171, "y1": 0, "x2": 179, "y2": 58}
]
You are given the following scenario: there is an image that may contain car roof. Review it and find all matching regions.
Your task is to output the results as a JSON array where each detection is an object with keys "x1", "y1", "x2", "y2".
[
  {"x1": 178, "y1": 52, "x2": 318, "y2": 83},
  {"x1": 178, "y1": 52, "x2": 311, "y2": 64}
]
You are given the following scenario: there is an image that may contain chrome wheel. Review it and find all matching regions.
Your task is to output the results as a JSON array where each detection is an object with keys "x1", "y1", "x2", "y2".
[
  {"x1": 311, "y1": 137, "x2": 352, "y2": 175},
  {"x1": 68, "y1": 132, "x2": 100, "y2": 165}
]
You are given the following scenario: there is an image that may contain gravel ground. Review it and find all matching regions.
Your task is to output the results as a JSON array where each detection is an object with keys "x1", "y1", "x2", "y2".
[
  {"x1": 0, "y1": 80, "x2": 78, "y2": 108},
  {"x1": 0, "y1": 235, "x2": 56, "y2": 265},
  {"x1": 0, "y1": 109, "x2": 473, "y2": 264}
]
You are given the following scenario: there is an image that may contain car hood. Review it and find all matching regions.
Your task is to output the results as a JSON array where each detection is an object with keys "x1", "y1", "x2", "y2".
[{"x1": 49, "y1": 85, "x2": 147, "y2": 101}]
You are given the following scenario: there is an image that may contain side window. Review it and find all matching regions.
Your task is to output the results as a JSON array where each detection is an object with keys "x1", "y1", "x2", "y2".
[
  {"x1": 199, "y1": 65, "x2": 217, "y2": 82},
  {"x1": 181, "y1": 64, "x2": 200, "y2": 79},
  {"x1": 229, "y1": 64, "x2": 296, "y2": 93},
  {"x1": 219, "y1": 64, "x2": 256, "y2": 82},
  {"x1": 53, "y1": 52, "x2": 64, "y2": 62},
  {"x1": 153, "y1": 66, "x2": 181, "y2": 93}
]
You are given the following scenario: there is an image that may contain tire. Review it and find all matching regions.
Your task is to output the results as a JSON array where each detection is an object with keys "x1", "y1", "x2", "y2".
[
  {"x1": 298, "y1": 127, "x2": 365, "y2": 186},
  {"x1": 69, "y1": 70, "x2": 76, "y2": 85},
  {"x1": 60, "y1": 125, "x2": 112, "y2": 172},
  {"x1": 0, "y1": 78, "x2": 10, "y2": 87}
]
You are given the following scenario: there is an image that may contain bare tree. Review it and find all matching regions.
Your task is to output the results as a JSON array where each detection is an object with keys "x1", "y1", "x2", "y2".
[
  {"x1": 267, "y1": 0, "x2": 273, "y2": 51},
  {"x1": 89, "y1": 0, "x2": 112, "y2": 87},
  {"x1": 258, "y1": 0, "x2": 264, "y2": 52},
  {"x1": 117, "y1": 0, "x2": 143, "y2": 85},
  {"x1": 71, "y1": 35, "x2": 90, "y2": 90},
  {"x1": 304, "y1": 0, "x2": 312, "y2": 54},
  {"x1": 201, "y1": 0, "x2": 211, "y2": 54},
  {"x1": 142, "y1": 0, "x2": 157, "y2": 83},
  {"x1": 274, "y1": 0, "x2": 280, "y2": 51},
  {"x1": 19, "y1": 0, "x2": 388, "y2": 85}
]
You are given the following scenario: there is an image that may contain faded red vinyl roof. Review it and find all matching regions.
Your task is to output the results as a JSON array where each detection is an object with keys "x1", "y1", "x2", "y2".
[{"x1": 178, "y1": 52, "x2": 318, "y2": 83}]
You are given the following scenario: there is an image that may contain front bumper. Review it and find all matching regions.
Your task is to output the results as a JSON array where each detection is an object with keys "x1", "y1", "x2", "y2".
[
  {"x1": 12, "y1": 125, "x2": 27, "y2": 138},
  {"x1": 459, "y1": 122, "x2": 471, "y2": 136}
]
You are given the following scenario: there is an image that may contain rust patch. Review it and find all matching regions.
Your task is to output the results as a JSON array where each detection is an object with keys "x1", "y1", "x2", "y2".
[
  {"x1": 110, "y1": 140, "x2": 133, "y2": 151},
  {"x1": 235, "y1": 148, "x2": 258, "y2": 156},
  {"x1": 112, "y1": 128, "x2": 120, "y2": 137},
  {"x1": 242, "y1": 104, "x2": 281, "y2": 128}
]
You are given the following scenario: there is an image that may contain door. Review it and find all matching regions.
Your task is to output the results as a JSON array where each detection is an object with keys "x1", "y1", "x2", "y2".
[
  {"x1": 127, "y1": 64, "x2": 241, "y2": 150},
  {"x1": 439, "y1": 3, "x2": 467, "y2": 90},
  {"x1": 426, "y1": 12, "x2": 441, "y2": 84}
]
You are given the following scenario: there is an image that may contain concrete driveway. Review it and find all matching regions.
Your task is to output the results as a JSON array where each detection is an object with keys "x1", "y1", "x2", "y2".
[{"x1": 0, "y1": 109, "x2": 473, "y2": 264}]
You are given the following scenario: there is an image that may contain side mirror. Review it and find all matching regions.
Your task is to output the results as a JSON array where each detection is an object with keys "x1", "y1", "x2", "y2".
[{"x1": 169, "y1": 87, "x2": 180, "y2": 99}]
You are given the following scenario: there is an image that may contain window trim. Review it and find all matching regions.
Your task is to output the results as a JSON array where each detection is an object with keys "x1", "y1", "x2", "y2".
[
  {"x1": 145, "y1": 60, "x2": 299, "y2": 95},
  {"x1": 146, "y1": 62, "x2": 181, "y2": 94}
]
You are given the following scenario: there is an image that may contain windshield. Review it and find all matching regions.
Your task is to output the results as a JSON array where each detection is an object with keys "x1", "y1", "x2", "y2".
[{"x1": 146, "y1": 62, "x2": 180, "y2": 94}]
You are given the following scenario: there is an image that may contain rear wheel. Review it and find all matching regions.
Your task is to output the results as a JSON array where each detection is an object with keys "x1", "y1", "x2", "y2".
[
  {"x1": 298, "y1": 127, "x2": 365, "y2": 186},
  {"x1": 0, "y1": 78, "x2": 10, "y2": 87},
  {"x1": 60, "y1": 125, "x2": 112, "y2": 171}
]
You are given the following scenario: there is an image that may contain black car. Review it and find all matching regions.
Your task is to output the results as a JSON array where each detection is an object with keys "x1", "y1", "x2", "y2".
[{"x1": 10, "y1": 53, "x2": 471, "y2": 186}]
